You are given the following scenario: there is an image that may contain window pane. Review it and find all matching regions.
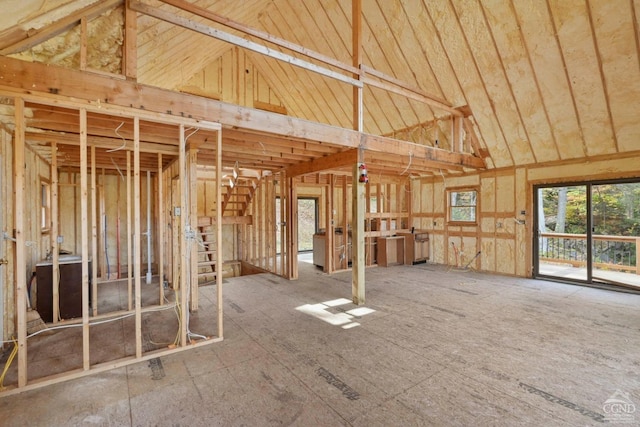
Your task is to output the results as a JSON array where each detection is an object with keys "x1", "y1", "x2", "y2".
[{"x1": 449, "y1": 190, "x2": 477, "y2": 222}]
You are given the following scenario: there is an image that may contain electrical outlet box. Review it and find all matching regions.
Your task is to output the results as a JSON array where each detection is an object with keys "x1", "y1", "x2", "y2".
[
  {"x1": 57, "y1": 235, "x2": 64, "y2": 244},
  {"x1": 174, "y1": 207, "x2": 181, "y2": 216}
]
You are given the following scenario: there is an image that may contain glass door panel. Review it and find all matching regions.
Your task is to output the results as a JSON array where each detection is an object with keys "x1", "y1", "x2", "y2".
[
  {"x1": 591, "y1": 182, "x2": 640, "y2": 288},
  {"x1": 536, "y1": 185, "x2": 589, "y2": 281}
]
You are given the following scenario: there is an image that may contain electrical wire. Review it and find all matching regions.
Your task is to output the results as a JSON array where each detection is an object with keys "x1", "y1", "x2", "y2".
[
  {"x1": 106, "y1": 122, "x2": 127, "y2": 152},
  {"x1": 0, "y1": 338, "x2": 18, "y2": 390}
]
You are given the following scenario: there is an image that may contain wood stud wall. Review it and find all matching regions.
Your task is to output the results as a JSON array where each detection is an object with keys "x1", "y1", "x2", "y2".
[{"x1": 1, "y1": 96, "x2": 224, "y2": 395}]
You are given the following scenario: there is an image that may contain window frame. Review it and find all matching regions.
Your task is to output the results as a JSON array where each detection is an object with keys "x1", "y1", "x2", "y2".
[
  {"x1": 447, "y1": 188, "x2": 478, "y2": 225},
  {"x1": 40, "y1": 178, "x2": 51, "y2": 234}
]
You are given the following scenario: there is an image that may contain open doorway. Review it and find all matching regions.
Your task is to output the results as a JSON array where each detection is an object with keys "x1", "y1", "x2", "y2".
[
  {"x1": 297, "y1": 198, "x2": 318, "y2": 264},
  {"x1": 534, "y1": 179, "x2": 640, "y2": 290}
]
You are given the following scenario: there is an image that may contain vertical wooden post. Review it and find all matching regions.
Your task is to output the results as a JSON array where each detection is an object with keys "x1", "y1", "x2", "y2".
[
  {"x1": 133, "y1": 117, "x2": 142, "y2": 358},
  {"x1": 325, "y1": 175, "x2": 334, "y2": 273},
  {"x1": 14, "y1": 98, "x2": 27, "y2": 386},
  {"x1": 80, "y1": 17, "x2": 87, "y2": 71},
  {"x1": 157, "y1": 153, "x2": 164, "y2": 305},
  {"x1": 352, "y1": 0, "x2": 363, "y2": 132},
  {"x1": 51, "y1": 142, "x2": 60, "y2": 324},
  {"x1": 352, "y1": 157, "x2": 366, "y2": 305},
  {"x1": 126, "y1": 150, "x2": 132, "y2": 311},
  {"x1": 124, "y1": 0, "x2": 138, "y2": 79},
  {"x1": 288, "y1": 177, "x2": 298, "y2": 279},
  {"x1": 267, "y1": 175, "x2": 275, "y2": 272},
  {"x1": 453, "y1": 116, "x2": 463, "y2": 152},
  {"x1": 80, "y1": 108, "x2": 90, "y2": 370},
  {"x1": 280, "y1": 172, "x2": 289, "y2": 278},
  {"x1": 342, "y1": 176, "x2": 348, "y2": 268},
  {"x1": 91, "y1": 146, "x2": 98, "y2": 316},
  {"x1": 216, "y1": 129, "x2": 223, "y2": 338},
  {"x1": 188, "y1": 146, "x2": 198, "y2": 312},
  {"x1": 178, "y1": 125, "x2": 188, "y2": 346}
]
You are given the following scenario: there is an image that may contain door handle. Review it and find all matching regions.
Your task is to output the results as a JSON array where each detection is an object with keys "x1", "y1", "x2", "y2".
[{"x1": 0, "y1": 259, "x2": 7, "y2": 265}]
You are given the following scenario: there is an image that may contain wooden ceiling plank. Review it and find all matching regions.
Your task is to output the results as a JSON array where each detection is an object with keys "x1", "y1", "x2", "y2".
[
  {"x1": 158, "y1": 0, "x2": 360, "y2": 76},
  {"x1": 129, "y1": 1, "x2": 363, "y2": 88}
]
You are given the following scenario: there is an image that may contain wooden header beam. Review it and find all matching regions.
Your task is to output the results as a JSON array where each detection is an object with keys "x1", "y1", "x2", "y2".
[
  {"x1": 284, "y1": 149, "x2": 358, "y2": 177},
  {"x1": 0, "y1": 56, "x2": 485, "y2": 170}
]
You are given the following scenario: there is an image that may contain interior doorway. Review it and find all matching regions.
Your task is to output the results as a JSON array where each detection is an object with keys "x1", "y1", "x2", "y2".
[
  {"x1": 534, "y1": 179, "x2": 640, "y2": 290},
  {"x1": 297, "y1": 198, "x2": 318, "y2": 253}
]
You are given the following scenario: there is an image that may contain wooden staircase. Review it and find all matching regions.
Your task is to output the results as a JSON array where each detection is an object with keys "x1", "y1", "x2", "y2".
[{"x1": 196, "y1": 164, "x2": 262, "y2": 283}]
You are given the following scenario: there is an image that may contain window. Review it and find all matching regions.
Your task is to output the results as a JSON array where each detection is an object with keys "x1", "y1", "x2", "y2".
[
  {"x1": 41, "y1": 179, "x2": 51, "y2": 232},
  {"x1": 448, "y1": 189, "x2": 477, "y2": 223}
]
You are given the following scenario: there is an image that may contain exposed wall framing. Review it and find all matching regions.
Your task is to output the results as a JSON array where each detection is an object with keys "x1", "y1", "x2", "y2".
[{"x1": 0, "y1": 94, "x2": 224, "y2": 395}]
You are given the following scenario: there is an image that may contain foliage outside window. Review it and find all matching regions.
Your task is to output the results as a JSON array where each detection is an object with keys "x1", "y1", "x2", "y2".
[
  {"x1": 448, "y1": 190, "x2": 477, "y2": 223},
  {"x1": 41, "y1": 180, "x2": 51, "y2": 233}
]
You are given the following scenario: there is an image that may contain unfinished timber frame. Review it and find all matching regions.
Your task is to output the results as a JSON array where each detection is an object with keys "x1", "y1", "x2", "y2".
[
  {"x1": 0, "y1": 0, "x2": 487, "y2": 395},
  {"x1": 2, "y1": 91, "x2": 224, "y2": 395}
]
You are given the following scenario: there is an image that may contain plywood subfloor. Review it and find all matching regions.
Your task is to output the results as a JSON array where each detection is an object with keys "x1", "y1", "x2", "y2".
[{"x1": 0, "y1": 262, "x2": 638, "y2": 426}]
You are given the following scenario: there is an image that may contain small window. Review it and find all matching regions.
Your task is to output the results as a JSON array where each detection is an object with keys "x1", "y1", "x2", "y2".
[
  {"x1": 448, "y1": 190, "x2": 477, "y2": 223},
  {"x1": 41, "y1": 180, "x2": 51, "y2": 232}
]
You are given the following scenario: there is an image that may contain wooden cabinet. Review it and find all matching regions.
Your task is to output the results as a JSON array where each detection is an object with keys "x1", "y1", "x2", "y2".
[
  {"x1": 377, "y1": 236, "x2": 405, "y2": 267},
  {"x1": 313, "y1": 232, "x2": 351, "y2": 269},
  {"x1": 35, "y1": 257, "x2": 91, "y2": 323},
  {"x1": 397, "y1": 231, "x2": 430, "y2": 265}
]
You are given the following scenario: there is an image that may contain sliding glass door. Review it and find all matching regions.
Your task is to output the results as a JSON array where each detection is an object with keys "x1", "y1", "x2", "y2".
[
  {"x1": 535, "y1": 180, "x2": 640, "y2": 289},
  {"x1": 536, "y1": 185, "x2": 589, "y2": 282}
]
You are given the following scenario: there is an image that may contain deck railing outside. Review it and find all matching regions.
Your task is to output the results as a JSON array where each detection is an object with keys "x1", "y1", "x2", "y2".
[{"x1": 539, "y1": 232, "x2": 640, "y2": 275}]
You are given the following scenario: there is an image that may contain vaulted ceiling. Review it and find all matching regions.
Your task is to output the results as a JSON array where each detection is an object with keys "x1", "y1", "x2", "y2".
[{"x1": 2, "y1": 0, "x2": 640, "y2": 173}]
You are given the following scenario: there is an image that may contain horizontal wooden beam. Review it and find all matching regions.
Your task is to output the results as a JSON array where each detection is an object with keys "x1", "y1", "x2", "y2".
[
  {"x1": 0, "y1": 56, "x2": 485, "y2": 171},
  {"x1": 198, "y1": 216, "x2": 253, "y2": 226},
  {"x1": 130, "y1": 1, "x2": 363, "y2": 88},
  {"x1": 361, "y1": 65, "x2": 457, "y2": 114},
  {"x1": 26, "y1": 131, "x2": 179, "y2": 155},
  {"x1": 159, "y1": 0, "x2": 361, "y2": 76},
  {"x1": 285, "y1": 148, "x2": 359, "y2": 177}
]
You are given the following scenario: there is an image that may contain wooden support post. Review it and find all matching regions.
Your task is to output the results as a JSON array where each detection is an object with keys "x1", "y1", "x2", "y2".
[
  {"x1": 342, "y1": 176, "x2": 348, "y2": 269},
  {"x1": 80, "y1": 109, "x2": 90, "y2": 370},
  {"x1": 51, "y1": 142, "x2": 60, "y2": 324},
  {"x1": 133, "y1": 117, "x2": 142, "y2": 358},
  {"x1": 14, "y1": 98, "x2": 27, "y2": 386},
  {"x1": 80, "y1": 17, "x2": 87, "y2": 71},
  {"x1": 178, "y1": 125, "x2": 188, "y2": 346},
  {"x1": 99, "y1": 168, "x2": 106, "y2": 281},
  {"x1": 124, "y1": 0, "x2": 138, "y2": 79},
  {"x1": 188, "y1": 146, "x2": 198, "y2": 312},
  {"x1": 216, "y1": 128, "x2": 223, "y2": 338},
  {"x1": 267, "y1": 175, "x2": 275, "y2": 272},
  {"x1": 288, "y1": 177, "x2": 298, "y2": 279},
  {"x1": 365, "y1": 177, "x2": 371, "y2": 266},
  {"x1": 157, "y1": 153, "x2": 164, "y2": 305},
  {"x1": 126, "y1": 150, "x2": 132, "y2": 311},
  {"x1": 325, "y1": 175, "x2": 334, "y2": 273},
  {"x1": 453, "y1": 115, "x2": 463, "y2": 153},
  {"x1": 280, "y1": 172, "x2": 289, "y2": 278},
  {"x1": 352, "y1": 157, "x2": 366, "y2": 305},
  {"x1": 91, "y1": 146, "x2": 98, "y2": 316},
  {"x1": 352, "y1": 0, "x2": 363, "y2": 132}
]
